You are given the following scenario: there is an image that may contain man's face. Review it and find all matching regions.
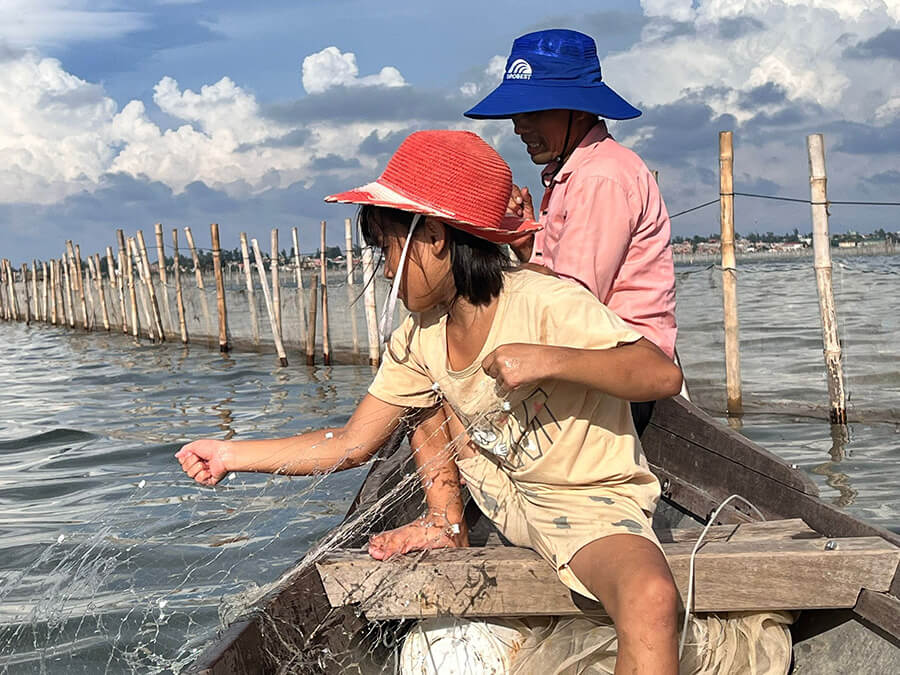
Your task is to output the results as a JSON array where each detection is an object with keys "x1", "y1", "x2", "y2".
[{"x1": 511, "y1": 109, "x2": 573, "y2": 165}]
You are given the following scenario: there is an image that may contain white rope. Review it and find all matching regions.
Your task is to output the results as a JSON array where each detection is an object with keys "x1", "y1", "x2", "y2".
[
  {"x1": 678, "y1": 494, "x2": 766, "y2": 659},
  {"x1": 379, "y1": 215, "x2": 421, "y2": 345}
]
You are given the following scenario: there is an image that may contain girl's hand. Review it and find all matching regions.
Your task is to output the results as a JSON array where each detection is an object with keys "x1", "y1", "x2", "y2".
[
  {"x1": 481, "y1": 343, "x2": 558, "y2": 393},
  {"x1": 175, "y1": 439, "x2": 229, "y2": 486}
]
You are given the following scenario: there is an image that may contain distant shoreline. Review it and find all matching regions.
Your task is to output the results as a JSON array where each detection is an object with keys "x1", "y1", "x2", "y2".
[{"x1": 673, "y1": 242, "x2": 898, "y2": 266}]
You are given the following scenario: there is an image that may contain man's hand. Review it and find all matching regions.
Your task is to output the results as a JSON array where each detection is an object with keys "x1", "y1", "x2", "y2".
[
  {"x1": 176, "y1": 439, "x2": 229, "y2": 486},
  {"x1": 507, "y1": 184, "x2": 536, "y2": 261},
  {"x1": 508, "y1": 184, "x2": 535, "y2": 219},
  {"x1": 482, "y1": 343, "x2": 558, "y2": 393}
]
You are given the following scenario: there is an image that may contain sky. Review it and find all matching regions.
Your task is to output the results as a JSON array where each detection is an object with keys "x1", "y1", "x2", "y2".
[{"x1": 1, "y1": 0, "x2": 899, "y2": 262}]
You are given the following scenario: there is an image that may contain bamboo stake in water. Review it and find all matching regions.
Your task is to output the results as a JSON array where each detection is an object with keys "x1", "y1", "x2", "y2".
[
  {"x1": 719, "y1": 131, "x2": 742, "y2": 415},
  {"x1": 106, "y1": 246, "x2": 118, "y2": 292},
  {"x1": 0, "y1": 261, "x2": 7, "y2": 321},
  {"x1": 172, "y1": 229, "x2": 188, "y2": 344},
  {"x1": 239, "y1": 233, "x2": 259, "y2": 346},
  {"x1": 49, "y1": 260, "x2": 57, "y2": 325},
  {"x1": 271, "y1": 228, "x2": 282, "y2": 340},
  {"x1": 72, "y1": 244, "x2": 90, "y2": 330},
  {"x1": 291, "y1": 226, "x2": 308, "y2": 348},
  {"x1": 20, "y1": 264, "x2": 30, "y2": 325},
  {"x1": 31, "y1": 260, "x2": 38, "y2": 322},
  {"x1": 184, "y1": 226, "x2": 212, "y2": 342},
  {"x1": 90, "y1": 254, "x2": 110, "y2": 331},
  {"x1": 210, "y1": 223, "x2": 229, "y2": 352},
  {"x1": 251, "y1": 238, "x2": 288, "y2": 367},
  {"x1": 154, "y1": 222, "x2": 173, "y2": 335},
  {"x1": 41, "y1": 261, "x2": 48, "y2": 322},
  {"x1": 130, "y1": 237, "x2": 156, "y2": 340},
  {"x1": 320, "y1": 220, "x2": 331, "y2": 365},
  {"x1": 81, "y1": 261, "x2": 95, "y2": 330},
  {"x1": 116, "y1": 231, "x2": 129, "y2": 333},
  {"x1": 344, "y1": 217, "x2": 355, "y2": 285},
  {"x1": 137, "y1": 231, "x2": 165, "y2": 340},
  {"x1": 362, "y1": 246, "x2": 380, "y2": 367},
  {"x1": 807, "y1": 133, "x2": 847, "y2": 425},
  {"x1": 126, "y1": 237, "x2": 140, "y2": 338},
  {"x1": 62, "y1": 249, "x2": 75, "y2": 328},
  {"x1": 306, "y1": 276, "x2": 318, "y2": 366}
]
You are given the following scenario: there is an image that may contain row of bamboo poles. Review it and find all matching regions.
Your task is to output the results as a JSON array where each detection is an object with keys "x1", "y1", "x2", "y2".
[
  {"x1": 0, "y1": 219, "x2": 384, "y2": 368},
  {"x1": 718, "y1": 132, "x2": 847, "y2": 424}
]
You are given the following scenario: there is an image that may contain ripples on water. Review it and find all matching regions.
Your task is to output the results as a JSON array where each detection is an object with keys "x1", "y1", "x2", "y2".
[{"x1": 0, "y1": 255, "x2": 898, "y2": 672}]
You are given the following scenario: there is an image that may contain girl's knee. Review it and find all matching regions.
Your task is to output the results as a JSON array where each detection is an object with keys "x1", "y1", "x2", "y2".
[{"x1": 620, "y1": 572, "x2": 679, "y2": 630}]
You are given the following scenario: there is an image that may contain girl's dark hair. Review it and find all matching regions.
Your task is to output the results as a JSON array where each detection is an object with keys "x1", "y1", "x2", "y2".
[{"x1": 358, "y1": 205, "x2": 510, "y2": 306}]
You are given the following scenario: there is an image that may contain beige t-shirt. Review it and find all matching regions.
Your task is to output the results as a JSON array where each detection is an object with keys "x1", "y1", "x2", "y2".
[{"x1": 368, "y1": 268, "x2": 661, "y2": 512}]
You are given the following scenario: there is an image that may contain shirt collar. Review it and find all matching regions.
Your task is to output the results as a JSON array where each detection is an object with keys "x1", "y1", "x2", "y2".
[{"x1": 540, "y1": 120, "x2": 611, "y2": 186}]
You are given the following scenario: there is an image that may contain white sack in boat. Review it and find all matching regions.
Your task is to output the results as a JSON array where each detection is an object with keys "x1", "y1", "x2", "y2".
[{"x1": 401, "y1": 612, "x2": 793, "y2": 675}]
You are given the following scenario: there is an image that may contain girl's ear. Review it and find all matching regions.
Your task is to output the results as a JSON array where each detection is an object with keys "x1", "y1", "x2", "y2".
[{"x1": 423, "y1": 217, "x2": 450, "y2": 255}]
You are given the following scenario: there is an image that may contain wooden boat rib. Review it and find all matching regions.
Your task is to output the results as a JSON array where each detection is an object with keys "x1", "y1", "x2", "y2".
[{"x1": 185, "y1": 397, "x2": 900, "y2": 674}]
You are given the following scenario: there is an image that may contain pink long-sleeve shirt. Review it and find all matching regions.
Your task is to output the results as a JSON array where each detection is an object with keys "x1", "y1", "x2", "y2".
[{"x1": 530, "y1": 122, "x2": 677, "y2": 359}]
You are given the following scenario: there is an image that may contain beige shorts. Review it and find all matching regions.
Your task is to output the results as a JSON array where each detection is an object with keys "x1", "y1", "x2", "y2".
[{"x1": 457, "y1": 453, "x2": 662, "y2": 601}]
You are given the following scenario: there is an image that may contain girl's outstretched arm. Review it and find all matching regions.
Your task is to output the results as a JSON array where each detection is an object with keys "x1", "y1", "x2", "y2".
[
  {"x1": 176, "y1": 394, "x2": 409, "y2": 486},
  {"x1": 482, "y1": 338, "x2": 683, "y2": 403}
]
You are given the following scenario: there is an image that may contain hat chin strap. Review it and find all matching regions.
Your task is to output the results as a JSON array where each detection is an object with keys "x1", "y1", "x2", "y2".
[
  {"x1": 379, "y1": 214, "x2": 422, "y2": 345},
  {"x1": 542, "y1": 110, "x2": 574, "y2": 188}
]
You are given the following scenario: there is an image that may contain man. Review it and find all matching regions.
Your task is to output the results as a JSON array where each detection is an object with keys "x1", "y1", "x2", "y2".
[{"x1": 465, "y1": 29, "x2": 677, "y2": 433}]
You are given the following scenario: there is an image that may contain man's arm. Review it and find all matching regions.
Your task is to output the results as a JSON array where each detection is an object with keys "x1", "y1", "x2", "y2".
[{"x1": 176, "y1": 394, "x2": 408, "y2": 485}]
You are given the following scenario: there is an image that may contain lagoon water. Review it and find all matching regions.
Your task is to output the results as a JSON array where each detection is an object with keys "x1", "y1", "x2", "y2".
[{"x1": 0, "y1": 255, "x2": 898, "y2": 672}]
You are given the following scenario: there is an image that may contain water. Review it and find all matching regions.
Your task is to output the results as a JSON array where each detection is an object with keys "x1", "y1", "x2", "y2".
[{"x1": 0, "y1": 255, "x2": 898, "y2": 672}]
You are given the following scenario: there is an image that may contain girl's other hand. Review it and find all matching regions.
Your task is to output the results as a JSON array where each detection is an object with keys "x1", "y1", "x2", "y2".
[
  {"x1": 481, "y1": 343, "x2": 556, "y2": 393},
  {"x1": 175, "y1": 439, "x2": 229, "y2": 486}
]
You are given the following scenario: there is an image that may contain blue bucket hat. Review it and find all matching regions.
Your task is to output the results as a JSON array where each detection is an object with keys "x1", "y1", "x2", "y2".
[{"x1": 464, "y1": 29, "x2": 641, "y2": 120}]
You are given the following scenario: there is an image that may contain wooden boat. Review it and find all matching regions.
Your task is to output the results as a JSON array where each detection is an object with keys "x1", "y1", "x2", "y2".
[{"x1": 185, "y1": 397, "x2": 900, "y2": 674}]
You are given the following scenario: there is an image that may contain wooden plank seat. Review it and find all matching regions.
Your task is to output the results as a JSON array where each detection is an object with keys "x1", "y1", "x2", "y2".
[{"x1": 316, "y1": 519, "x2": 900, "y2": 620}]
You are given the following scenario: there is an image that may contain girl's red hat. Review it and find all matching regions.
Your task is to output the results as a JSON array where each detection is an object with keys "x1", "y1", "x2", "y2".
[{"x1": 325, "y1": 130, "x2": 540, "y2": 244}]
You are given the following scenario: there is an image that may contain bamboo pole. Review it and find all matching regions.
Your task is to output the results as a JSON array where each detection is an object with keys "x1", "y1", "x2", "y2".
[
  {"x1": 210, "y1": 223, "x2": 229, "y2": 352},
  {"x1": 137, "y1": 230, "x2": 165, "y2": 341},
  {"x1": 291, "y1": 226, "x2": 308, "y2": 349},
  {"x1": 116, "y1": 231, "x2": 129, "y2": 333},
  {"x1": 5, "y1": 260, "x2": 18, "y2": 321},
  {"x1": 306, "y1": 276, "x2": 318, "y2": 366},
  {"x1": 126, "y1": 237, "x2": 140, "y2": 338},
  {"x1": 19, "y1": 264, "x2": 30, "y2": 325},
  {"x1": 72, "y1": 244, "x2": 90, "y2": 330},
  {"x1": 719, "y1": 131, "x2": 742, "y2": 415},
  {"x1": 130, "y1": 237, "x2": 156, "y2": 340},
  {"x1": 88, "y1": 255, "x2": 108, "y2": 331},
  {"x1": 20, "y1": 264, "x2": 30, "y2": 325},
  {"x1": 49, "y1": 260, "x2": 58, "y2": 325},
  {"x1": 251, "y1": 238, "x2": 288, "y2": 366},
  {"x1": 154, "y1": 222, "x2": 173, "y2": 335},
  {"x1": 807, "y1": 133, "x2": 847, "y2": 425},
  {"x1": 271, "y1": 228, "x2": 282, "y2": 341},
  {"x1": 239, "y1": 233, "x2": 259, "y2": 345},
  {"x1": 30, "y1": 260, "x2": 38, "y2": 321},
  {"x1": 172, "y1": 229, "x2": 188, "y2": 344},
  {"x1": 0, "y1": 261, "x2": 7, "y2": 321},
  {"x1": 320, "y1": 220, "x2": 331, "y2": 365},
  {"x1": 184, "y1": 226, "x2": 212, "y2": 342},
  {"x1": 106, "y1": 246, "x2": 117, "y2": 292},
  {"x1": 345, "y1": 217, "x2": 354, "y2": 285},
  {"x1": 362, "y1": 246, "x2": 380, "y2": 366},
  {"x1": 62, "y1": 249, "x2": 75, "y2": 328},
  {"x1": 82, "y1": 263, "x2": 95, "y2": 330},
  {"x1": 40, "y1": 261, "x2": 48, "y2": 322}
]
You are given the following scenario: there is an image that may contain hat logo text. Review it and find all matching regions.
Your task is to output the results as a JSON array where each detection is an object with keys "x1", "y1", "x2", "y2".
[{"x1": 506, "y1": 59, "x2": 532, "y2": 80}]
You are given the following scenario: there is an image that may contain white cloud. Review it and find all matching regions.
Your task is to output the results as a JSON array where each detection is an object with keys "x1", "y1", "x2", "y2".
[
  {"x1": 606, "y1": 0, "x2": 900, "y2": 123},
  {"x1": 301, "y1": 46, "x2": 406, "y2": 95},
  {"x1": 0, "y1": 1, "x2": 146, "y2": 48}
]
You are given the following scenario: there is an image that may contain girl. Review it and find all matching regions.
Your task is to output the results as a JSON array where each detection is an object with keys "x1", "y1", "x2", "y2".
[{"x1": 176, "y1": 130, "x2": 682, "y2": 674}]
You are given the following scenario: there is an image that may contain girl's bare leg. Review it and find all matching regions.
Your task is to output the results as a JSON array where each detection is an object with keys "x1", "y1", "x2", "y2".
[{"x1": 568, "y1": 534, "x2": 679, "y2": 675}]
